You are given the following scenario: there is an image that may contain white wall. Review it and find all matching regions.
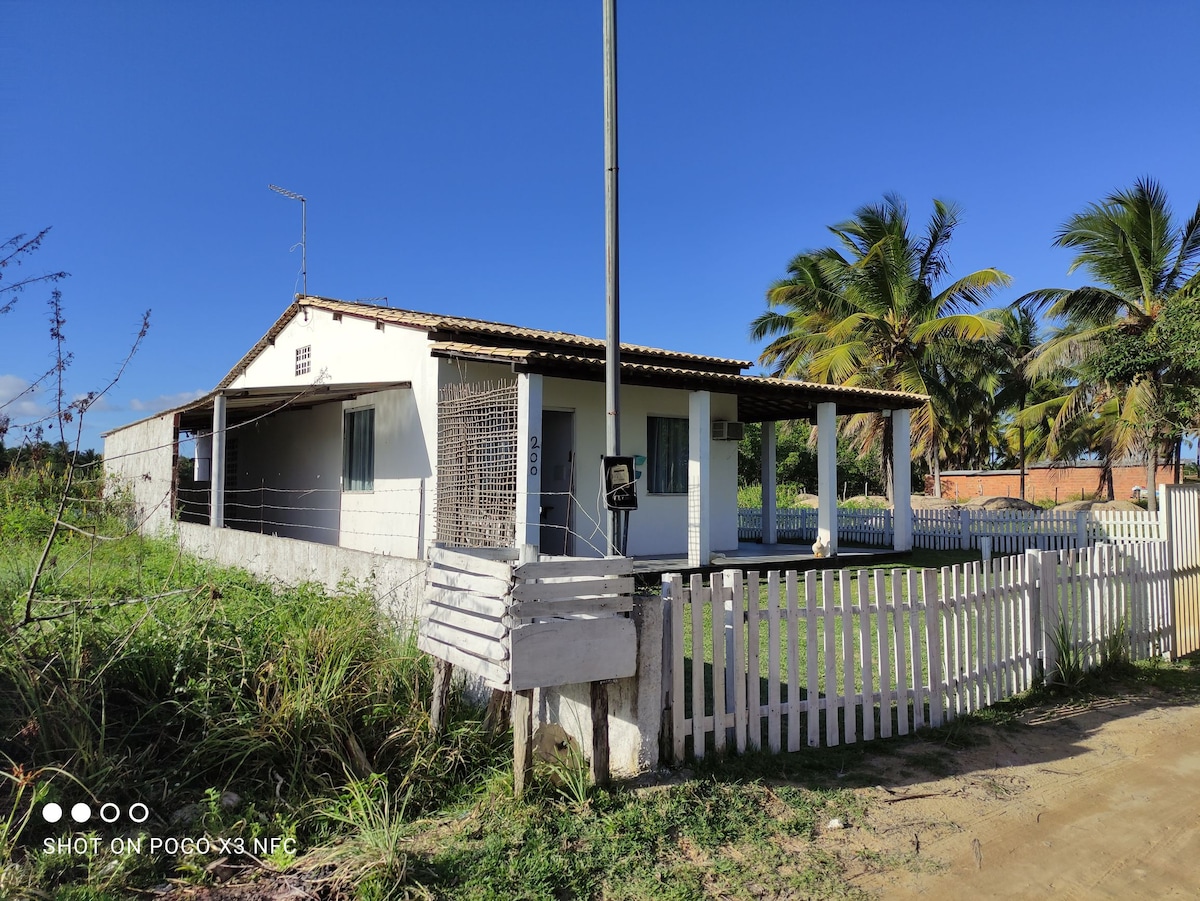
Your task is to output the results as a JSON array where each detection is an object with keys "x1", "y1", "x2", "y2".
[
  {"x1": 173, "y1": 521, "x2": 425, "y2": 622},
  {"x1": 103, "y1": 413, "x2": 177, "y2": 534},
  {"x1": 340, "y1": 387, "x2": 432, "y2": 558},
  {"x1": 541, "y1": 378, "x2": 739, "y2": 558},
  {"x1": 228, "y1": 306, "x2": 435, "y2": 390},
  {"x1": 437, "y1": 361, "x2": 740, "y2": 558},
  {"x1": 229, "y1": 308, "x2": 441, "y2": 559}
]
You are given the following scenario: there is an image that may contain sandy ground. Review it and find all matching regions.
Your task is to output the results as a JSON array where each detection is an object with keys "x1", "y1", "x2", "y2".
[{"x1": 828, "y1": 690, "x2": 1200, "y2": 899}]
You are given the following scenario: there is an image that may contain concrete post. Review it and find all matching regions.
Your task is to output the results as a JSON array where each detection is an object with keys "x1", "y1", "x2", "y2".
[
  {"x1": 211, "y1": 392, "x2": 226, "y2": 529},
  {"x1": 516, "y1": 373, "x2": 543, "y2": 551},
  {"x1": 816, "y1": 402, "x2": 837, "y2": 556},
  {"x1": 892, "y1": 408, "x2": 912, "y2": 552},
  {"x1": 688, "y1": 391, "x2": 712, "y2": 567},
  {"x1": 761, "y1": 421, "x2": 777, "y2": 545}
]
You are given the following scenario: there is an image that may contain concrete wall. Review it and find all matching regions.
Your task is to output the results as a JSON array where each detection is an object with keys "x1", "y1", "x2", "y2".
[
  {"x1": 173, "y1": 520, "x2": 425, "y2": 622},
  {"x1": 533, "y1": 595, "x2": 664, "y2": 776},
  {"x1": 103, "y1": 413, "x2": 177, "y2": 533}
]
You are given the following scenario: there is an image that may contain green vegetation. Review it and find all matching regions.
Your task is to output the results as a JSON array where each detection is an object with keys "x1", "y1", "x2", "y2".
[
  {"x1": 746, "y1": 184, "x2": 1200, "y2": 504},
  {"x1": 0, "y1": 465, "x2": 505, "y2": 898},
  {"x1": 750, "y1": 196, "x2": 1011, "y2": 498},
  {"x1": 1021, "y1": 178, "x2": 1200, "y2": 511}
]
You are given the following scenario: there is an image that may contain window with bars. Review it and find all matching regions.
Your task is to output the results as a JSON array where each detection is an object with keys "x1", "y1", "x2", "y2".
[
  {"x1": 295, "y1": 345, "x2": 311, "y2": 376},
  {"x1": 343, "y1": 408, "x2": 375, "y2": 492}
]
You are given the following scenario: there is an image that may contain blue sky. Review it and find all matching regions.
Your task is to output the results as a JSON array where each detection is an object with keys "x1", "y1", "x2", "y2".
[{"x1": 6, "y1": 1, "x2": 1200, "y2": 453}]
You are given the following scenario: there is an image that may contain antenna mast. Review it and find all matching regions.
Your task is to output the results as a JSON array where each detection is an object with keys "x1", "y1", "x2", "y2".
[{"x1": 269, "y1": 184, "x2": 307, "y2": 295}]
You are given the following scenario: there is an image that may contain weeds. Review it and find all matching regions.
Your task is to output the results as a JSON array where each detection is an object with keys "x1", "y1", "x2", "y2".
[
  {"x1": 1046, "y1": 614, "x2": 1085, "y2": 688},
  {"x1": 0, "y1": 468, "x2": 505, "y2": 896}
]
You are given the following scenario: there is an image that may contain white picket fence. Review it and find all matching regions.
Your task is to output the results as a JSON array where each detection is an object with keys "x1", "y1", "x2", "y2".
[
  {"x1": 662, "y1": 542, "x2": 1172, "y2": 761},
  {"x1": 737, "y1": 505, "x2": 1161, "y2": 553},
  {"x1": 737, "y1": 507, "x2": 893, "y2": 546},
  {"x1": 912, "y1": 507, "x2": 1161, "y2": 553}
]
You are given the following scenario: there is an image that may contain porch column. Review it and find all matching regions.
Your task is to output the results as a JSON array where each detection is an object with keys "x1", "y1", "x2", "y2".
[
  {"x1": 892, "y1": 408, "x2": 913, "y2": 552},
  {"x1": 688, "y1": 390, "x2": 712, "y2": 567},
  {"x1": 816, "y1": 402, "x2": 837, "y2": 557},
  {"x1": 761, "y1": 421, "x2": 778, "y2": 545},
  {"x1": 516, "y1": 373, "x2": 543, "y2": 551},
  {"x1": 211, "y1": 392, "x2": 226, "y2": 529}
]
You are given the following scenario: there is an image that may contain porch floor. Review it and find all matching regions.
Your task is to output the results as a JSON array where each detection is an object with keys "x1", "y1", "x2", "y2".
[{"x1": 630, "y1": 542, "x2": 907, "y2": 577}]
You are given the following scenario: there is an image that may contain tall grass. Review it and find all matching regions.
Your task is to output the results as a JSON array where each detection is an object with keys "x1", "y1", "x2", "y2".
[{"x1": 0, "y1": 466, "x2": 504, "y2": 895}]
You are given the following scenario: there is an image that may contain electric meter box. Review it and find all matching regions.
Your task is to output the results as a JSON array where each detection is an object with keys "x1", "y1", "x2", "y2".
[{"x1": 602, "y1": 455, "x2": 638, "y2": 511}]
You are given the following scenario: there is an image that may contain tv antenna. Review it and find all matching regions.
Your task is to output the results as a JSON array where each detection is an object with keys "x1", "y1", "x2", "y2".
[{"x1": 269, "y1": 184, "x2": 307, "y2": 295}]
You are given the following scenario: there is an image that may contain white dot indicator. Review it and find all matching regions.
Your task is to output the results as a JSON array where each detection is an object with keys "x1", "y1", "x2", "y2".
[
  {"x1": 70, "y1": 803, "x2": 91, "y2": 823},
  {"x1": 100, "y1": 803, "x2": 121, "y2": 824},
  {"x1": 42, "y1": 803, "x2": 63, "y2": 823},
  {"x1": 128, "y1": 802, "x2": 150, "y2": 824}
]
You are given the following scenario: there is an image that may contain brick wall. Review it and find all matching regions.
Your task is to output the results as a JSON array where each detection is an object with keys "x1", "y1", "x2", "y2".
[{"x1": 928, "y1": 464, "x2": 1177, "y2": 504}]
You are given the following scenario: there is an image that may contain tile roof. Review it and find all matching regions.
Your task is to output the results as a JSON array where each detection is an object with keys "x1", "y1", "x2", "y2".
[
  {"x1": 218, "y1": 295, "x2": 751, "y2": 388},
  {"x1": 429, "y1": 341, "x2": 927, "y2": 419}
]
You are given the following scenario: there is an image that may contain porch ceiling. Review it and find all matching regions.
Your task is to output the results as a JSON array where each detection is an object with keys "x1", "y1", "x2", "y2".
[{"x1": 174, "y1": 381, "x2": 411, "y2": 431}]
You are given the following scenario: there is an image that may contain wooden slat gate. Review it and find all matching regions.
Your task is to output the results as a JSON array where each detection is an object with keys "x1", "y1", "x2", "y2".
[
  {"x1": 419, "y1": 544, "x2": 637, "y2": 793},
  {"x1": 1163, "y1": 484, "x2": 1200, "y2": 657}
]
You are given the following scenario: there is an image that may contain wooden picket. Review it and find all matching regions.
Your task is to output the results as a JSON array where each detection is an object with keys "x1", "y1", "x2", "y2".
[{"x1": 665, "y1": 540, "x2": 1173, "y2": 761}]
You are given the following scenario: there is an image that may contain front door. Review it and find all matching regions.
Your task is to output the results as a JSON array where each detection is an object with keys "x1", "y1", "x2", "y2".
[{"x1": 540, "y1": 410, "x2": 575, "y2": 556}]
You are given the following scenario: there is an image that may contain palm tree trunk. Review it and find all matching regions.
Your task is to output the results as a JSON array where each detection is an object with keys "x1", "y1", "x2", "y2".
[
  {"x1": 882, "y1": 415, "x2": 894, "y2": 504},
  {"x1": 932, "y1": 452, "x2": 942, "y2": 499},
  {"x1": 1018, "y1": 424, "x2": 1026, "y2": 501},
  {"x1": 1146, "y1": 442, "x2": 1158, "y2": 513}
]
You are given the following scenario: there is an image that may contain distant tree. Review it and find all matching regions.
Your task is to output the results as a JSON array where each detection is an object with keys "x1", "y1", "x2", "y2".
[
  {"x1": 751, "y1": 196, "x2": 1010, "y2": 500},
  {"x1": 1022, "y1": 178, "x2": 1200, "y2": 510}
]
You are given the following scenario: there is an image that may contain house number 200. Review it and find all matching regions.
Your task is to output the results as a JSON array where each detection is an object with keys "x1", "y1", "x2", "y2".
[{"x1": 529, "y1": 436, "x2": 539, "y2": 476}]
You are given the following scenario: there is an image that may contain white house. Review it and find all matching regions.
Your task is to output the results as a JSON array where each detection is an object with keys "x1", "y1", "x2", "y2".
[{"x1": 104, "y1": 295, "x2": 923, "y2": 579}]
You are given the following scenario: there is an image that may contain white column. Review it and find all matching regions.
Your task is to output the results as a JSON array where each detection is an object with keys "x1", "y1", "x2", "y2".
[
  {"x1": 816, "y1": 402, "x2": 837, "y2": 557},
  {"x1": 761, "y1": 421, "x2": 778, "y2": 546},
  {"x1": 516, "y1": 373, "x2": 544, "y2": 551},
  {"x1": 892, "y1": 408, "x2": 913, "y2": 552},
  {"x1": 688, "y1": 391, "x2": 712, "y2": 567},
  {"x1": 211, "y1": 393, "x2": 227, "y2": 529}
]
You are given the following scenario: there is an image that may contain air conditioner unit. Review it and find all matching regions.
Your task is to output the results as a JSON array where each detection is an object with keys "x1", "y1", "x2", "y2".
[{"x1": 711, "y1": 421, "x2": 745, "y2": 441}]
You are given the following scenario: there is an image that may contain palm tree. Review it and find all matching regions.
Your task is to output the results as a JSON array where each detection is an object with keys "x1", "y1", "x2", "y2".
[
  {"x1": 1022, "y1": 178, "x2": 1200, "y2": 511},
  {"x1": 751, "y1": 195, "x2": 1011, "y2": 500}
]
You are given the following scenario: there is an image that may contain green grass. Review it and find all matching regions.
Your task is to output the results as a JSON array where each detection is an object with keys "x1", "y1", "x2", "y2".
[{"x1": 0, "y1": 466, "x2": 507, "y2": 898}]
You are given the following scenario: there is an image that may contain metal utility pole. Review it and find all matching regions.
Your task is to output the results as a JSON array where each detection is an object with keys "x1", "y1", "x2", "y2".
[
  {"x1": 269, "y1": 184, "x2": 307, "y2": 295},
  {"x1": 603, "y1": 0, "x2": 621, "y2": 556}
]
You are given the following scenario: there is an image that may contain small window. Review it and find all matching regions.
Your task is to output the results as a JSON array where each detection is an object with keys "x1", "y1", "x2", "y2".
[
  {"x1": 343, "y1": 408, "x2": 375, "y2": 491},
  {"x1": 295, "y1": 345, "x2": 311, "y2": 376},
  {"x1": 647, "y1": 416, "x2": 688, "y2": 494}
]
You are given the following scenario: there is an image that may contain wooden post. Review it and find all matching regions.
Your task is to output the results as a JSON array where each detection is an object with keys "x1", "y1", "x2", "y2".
[
  {"x1": 482, "y1": 689, "x2": 511, "y2": 734},
  {"x1": 512, "y1": 688, "x2": 534, "y2": 798},
  {"x1": 659, "y1": 577, "x2": 674, "y2": 764},
  {"x1": 429, "y1": 658, "x2": 453, "y2": 735},
  {"x1": 590, "y1": 681, "x2": 610, "y2": 788}
]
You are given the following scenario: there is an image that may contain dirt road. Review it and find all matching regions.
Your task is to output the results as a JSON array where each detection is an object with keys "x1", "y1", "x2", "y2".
[{"x1": 829, "y1": 690, "x2": 1200, "y2": 898}]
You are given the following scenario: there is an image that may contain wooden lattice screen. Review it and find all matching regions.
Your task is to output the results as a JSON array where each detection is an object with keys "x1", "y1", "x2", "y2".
[{"x1": 435, "y1": 380, "x2": 519, "y2": 548}]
